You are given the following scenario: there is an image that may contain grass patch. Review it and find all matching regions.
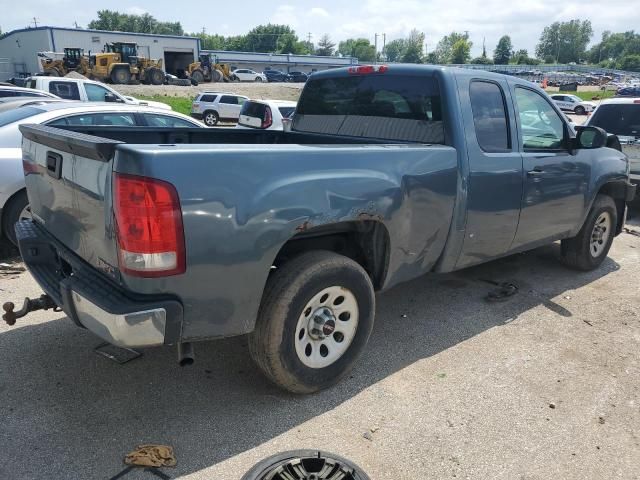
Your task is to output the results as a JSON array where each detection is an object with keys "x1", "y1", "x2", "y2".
[
  {"x1": 136, "y1": 95, "x2": 193, "y2": 116},
  {"x1": 564, "y1": 90, "x2": 617, "y2": 101}
]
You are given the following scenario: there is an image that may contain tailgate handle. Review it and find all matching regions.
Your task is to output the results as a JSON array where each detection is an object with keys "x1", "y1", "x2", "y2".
[{"x1": 46, "y1": 152, "x2": 63, "y2": 179}]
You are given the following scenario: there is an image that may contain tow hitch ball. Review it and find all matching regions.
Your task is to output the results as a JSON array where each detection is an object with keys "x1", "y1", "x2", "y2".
[{"x1": 2, "y1": 294, "x2": 60, "y2": 326}]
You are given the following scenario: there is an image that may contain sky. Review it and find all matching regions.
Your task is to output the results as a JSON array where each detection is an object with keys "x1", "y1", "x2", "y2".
[{"x1": 2, "y1": 0, "x2": 638, "y2": 57}]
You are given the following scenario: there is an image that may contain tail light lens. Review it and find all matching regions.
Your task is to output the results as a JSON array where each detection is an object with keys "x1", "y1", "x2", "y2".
[
  {"x1": 114, "y1": 173, "x2": 185, "y2": 277},
  {"x1": 262, "y1": 106, "x2": 273, "y2": 129},
  {"x1": 347, "y1": 65, "x2": 388, "y2": 75}
]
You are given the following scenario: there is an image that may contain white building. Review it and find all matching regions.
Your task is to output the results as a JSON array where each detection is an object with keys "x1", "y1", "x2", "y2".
[
  {"x1": 206, "y1": 50, "x2": 358, "y2": 74},
  {"x1": 0, "y1": 26, "x2": 200, "y2": 80}
]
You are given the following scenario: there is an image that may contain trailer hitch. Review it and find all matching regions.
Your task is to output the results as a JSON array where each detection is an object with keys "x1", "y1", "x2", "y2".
[{"x1": 2, "y1": 294, "x2": 61, "y2": 326}]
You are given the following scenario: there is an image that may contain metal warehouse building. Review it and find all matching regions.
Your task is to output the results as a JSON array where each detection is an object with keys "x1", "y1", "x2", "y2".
[
  {"x1": 205, "y1": 50, "x2": 357, "y2": 74},
  {"x1": 0, "y1": 26, "x2": 200, "y2": 80}
]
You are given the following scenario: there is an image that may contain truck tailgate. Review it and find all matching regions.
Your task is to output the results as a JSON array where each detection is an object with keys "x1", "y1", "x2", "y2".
[{"x1": 20, "y1": 124, "x2": 122, "y2": 276}]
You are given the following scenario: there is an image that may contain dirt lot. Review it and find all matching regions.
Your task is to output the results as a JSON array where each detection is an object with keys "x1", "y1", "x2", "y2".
[
  {"x1": 0, "y1": 207, "x2": 639, "y2": 479},
  {"x1": 113, "y1": 81, "x2": 304, "y2": 101}
]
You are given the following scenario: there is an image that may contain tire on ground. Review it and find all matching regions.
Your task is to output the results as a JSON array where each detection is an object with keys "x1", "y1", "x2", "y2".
[
  {"x1": 2, "y1": 190, "x2": 29, "y2": 247},
  {"x1": 561, "y1": 194, "x2": 617, "y2": 271},
  {"x1": 249, "y1": 250, "x2": 375, "y2": 394}
]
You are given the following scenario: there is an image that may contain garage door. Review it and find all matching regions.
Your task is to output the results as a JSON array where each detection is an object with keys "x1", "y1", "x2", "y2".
[{"x1": 164, "y1": 49, "x2": 195, "y2": 77}]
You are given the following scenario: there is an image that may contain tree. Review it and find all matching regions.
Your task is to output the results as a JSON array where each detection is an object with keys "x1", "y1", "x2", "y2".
[
  {"x1": 471, "y1": 56, "x2": 493, "y2": 65},
  {"x1": 315, "y1": 34, "x2": 335, "y2": 56},
  {"x1": 618, "y1": 54, "x2": 640, "y2": 72},
  {"x1": 493, "y1": 35, "x2": 513, "y2": 64},
  {"x1": 587, "y1": 30, "x2": 640, "y2": 65},
  {"x1": 451, "y1": 39, "x2": 471, "y2": 64},
  {"x1": 401, "y1": 29, "x2": 425, "y2": 63},
  {"x1": 383, "y1": 39, "x2": 406, "y2": 62},
  {"x1": 245, "y1": 24, "x2": 299, "y2": 52},
  {"x1": 425, "y1": 52, "x2": 439, "y2": 64},
  {"x1": 338, "y1": 38, "x2": 376, "y2": 62},
  {"x1": 434, "y1": 32, "x2": 471, "y2": 64},
  {"x1": 535, "y1": 20, "x2": 593, "y2": 64},
  {"x1": 88, "y1": 10, "x2": 183, "y2": 35}
]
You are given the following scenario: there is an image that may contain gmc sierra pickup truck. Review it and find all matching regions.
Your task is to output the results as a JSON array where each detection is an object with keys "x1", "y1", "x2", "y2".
[{"x1": 5, "y1": 65, "x2": 635, "y2": 393}]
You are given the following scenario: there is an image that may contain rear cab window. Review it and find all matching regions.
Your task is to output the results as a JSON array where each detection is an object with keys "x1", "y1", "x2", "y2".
[
  {"x1": 294, "y1": 73, "x2": 444, "y2": 143},
  {"x1": 469, "y1": 81, "x2": 510, "y2": 152},
  {"x1": 49, "y1": 81, "x2": 81, "y2": 100},
  {"x1": 589, "y1": 103, "x2": 640, "y2": 137}
]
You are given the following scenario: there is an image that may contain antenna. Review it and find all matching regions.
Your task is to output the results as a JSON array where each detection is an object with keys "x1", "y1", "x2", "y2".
[{"x1": 32, "y1": 17, "x2": 39, "y2": 28}]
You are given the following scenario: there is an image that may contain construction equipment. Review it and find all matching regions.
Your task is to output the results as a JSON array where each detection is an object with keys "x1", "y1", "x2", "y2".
[
  {"x1": 39, "y1": 48, "x2": 90, "y2": 77},
  {"x1": 186, "y1": 53, "x2": 232, "y2": 83},
  {"x1": 89, "y1": 42, "x2": 165, "y2": 85}
]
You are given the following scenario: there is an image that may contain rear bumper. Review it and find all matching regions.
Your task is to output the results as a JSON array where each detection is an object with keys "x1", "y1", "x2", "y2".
[{"x1": 15, "y1": 220, "x2": 183, "y2": 348}]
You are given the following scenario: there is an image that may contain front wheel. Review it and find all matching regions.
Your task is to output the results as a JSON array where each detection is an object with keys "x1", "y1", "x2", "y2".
[
  {"x1": 254, "y1": 76, "x2": 263, "y2": 82},
  {"x1": 110, "y1": 68, "x2": 131, "y2": 84},
  {"x1": 249, "y1": 251, "x2": 375, "y2": 394},
  {"x1": 574, "y1": 105, "x2": 586, "y2": 115},
  {"x1": 190, "y1": 70, "x2": 205, "y2": 84},
  {"x1": 561, "y1": 195, "x2": 617, "y2": 271}
]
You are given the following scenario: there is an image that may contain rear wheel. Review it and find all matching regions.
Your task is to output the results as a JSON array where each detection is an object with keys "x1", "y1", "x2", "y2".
[
  {"x1": 561, "y1": 195, "x2": 617, "y2": 271},
  {"x1": 147, "y1": 68, "x2": 164, "y2": 86},
  {"x1": 2, "y1": 190, "x2": 30, "y2": 247},
  {"x1": 203, "y1": 110, "x2": 219, "y2": 126},
  {"x1": 249, "y1": 251, "x2": 375, "y2": 394},
  {"x1": 574, "y1": 105, "x2": 586, "y2": 115},
  {"x1": 190, "y1": 69, "x2": 205, "y2": 84},
  {"x1": 110, "y1": 67, "x2": 131, "y2": 84},
  {"x1": 211, "y1": 69, "x2": 223, "y2": 83}
]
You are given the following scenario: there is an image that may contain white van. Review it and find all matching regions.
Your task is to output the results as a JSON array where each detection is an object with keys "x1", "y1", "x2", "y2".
[{"x1": 26, "y1": 76, "x2": 170, "y2": 110}]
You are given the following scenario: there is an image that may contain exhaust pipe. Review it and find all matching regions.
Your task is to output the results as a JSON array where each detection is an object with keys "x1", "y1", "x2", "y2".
[{"x1": 177, "y1": 342, "x2": 195, "y2": 366}]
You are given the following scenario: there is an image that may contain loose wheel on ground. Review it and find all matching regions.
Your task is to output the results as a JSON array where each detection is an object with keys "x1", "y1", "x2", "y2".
[
  {"x1": 249, "y1": 250, "x2": 375, "y2": 394},
  {"x1": 203, "y1": 110, "x2": 219, "y2": 126},
  {"x1": 110, "y1": 67, "x2": 131, "y2": 85},
  {"x1": 561, "y1": 194, "x2": 617, "y2": 271},
  {"x1": 2, "y1": 190, "x2": 30, "y2": 247}
]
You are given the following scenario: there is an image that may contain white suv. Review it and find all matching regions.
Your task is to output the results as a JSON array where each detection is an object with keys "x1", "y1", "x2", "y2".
[
  {"x1": 191, "y1": 92, "x2": 249, "y2": 126},
  {"x1": 231, "y1": 69, "x2": 267, "y2": 82},
  {"x1": 549, "y1": 94, "x2": 596, "y2": 115}
]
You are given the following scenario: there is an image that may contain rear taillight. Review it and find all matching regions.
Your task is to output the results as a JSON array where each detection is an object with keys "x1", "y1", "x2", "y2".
[
  {"x1": 347, "y1": 65, "x2": 388, "y2": 75},
  {"x1": 262, "y1": 106, "x2": 273, "y2": 129},
  {"x1": 114, "y1": 173, "x2": 185, "y2": 277}
]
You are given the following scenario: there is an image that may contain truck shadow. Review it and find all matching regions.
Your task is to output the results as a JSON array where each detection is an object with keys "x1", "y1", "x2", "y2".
[{"x1": 0, "y1": 242, "x2": 626, "y2": 479}]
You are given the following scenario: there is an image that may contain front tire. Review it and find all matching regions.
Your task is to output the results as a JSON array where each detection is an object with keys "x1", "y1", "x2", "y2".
[
  {"x1": 249, "y1": 251, "x2": 375, "y2": 394},
  {"x1": 561, "y1": 195, "x2": 617, "y2": 271},
  {"x1": 203, "y1": 110, "x2": 219, "y2": 126},
  {"x1": 255, "y1": 76, "x2": 263, "y2": 82},
  {"x1": 147, "y1": 67, "x2": 164, "y2": 86},
  {"x1": 2, "y1": 190, "x2": 30, "y2": 247},
  {"x1": 574, "y1": 105, "x2": 586, "y2": 115},
  {"x1": 110, "y1": 67, "x2": 131, "y2": 85},
  {"x1": 190, "y1": 70, "x2": 205, "y2": 84}
]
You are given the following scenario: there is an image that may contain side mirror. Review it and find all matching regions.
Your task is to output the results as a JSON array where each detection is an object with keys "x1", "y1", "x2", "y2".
[
  {"x1": 575, "y1": 126, "x2": 607, "y2": 149},
  {"x1": 104, "y1": 92, "x2": 122, "y2": 103}
]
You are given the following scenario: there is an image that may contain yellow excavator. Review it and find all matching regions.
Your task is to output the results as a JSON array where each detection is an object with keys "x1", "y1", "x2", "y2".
[
  {"x1": 186, "y1": 53, "x2": 232, "y2": 83},
  {"x1": 39, "y1": 48, "x2": 91, "y2": 77},
  {"x1": 89, "y1": 42, "x2": 165, "y2": 85}
]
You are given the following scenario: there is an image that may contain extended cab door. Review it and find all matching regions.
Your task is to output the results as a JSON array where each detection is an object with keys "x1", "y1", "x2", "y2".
[
  {"x1": 510, "y1": 85, "x2": 590, "y2": 249},
  {"x1": 456, "y1": 78, "x2": 524, "y2": 268}
]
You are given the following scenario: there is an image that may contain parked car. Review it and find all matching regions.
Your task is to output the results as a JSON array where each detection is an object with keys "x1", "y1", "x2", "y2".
[
  {"x1": 0, "y1": 102, "x2": 202, "y2": 246},
  {"x1": 0, "y1": 85, "x2": 59, "y2": 99},
  {"x1": 287, "y1": 71, "x2": 309, "y2": 83},
  {"x1": 9, "y1": 65, "x2": 635, "y2": 394},
  {"x1": 585, "y1": 97, "x2": 640, "y2": 189},
  {"x1": 190, "y1": 92, "x2": 248, "y2": 126},
  {"x1": 263, "y1": 70, "x2": 289, "y2": 82},
  {"x1": 0, "y1": 97, "x2": 67, "y2": 113},
  {"x1": 549, "y1": 94, "x2": 596, "y2": 115},
  {"x1": 236, "y1": 100, "x2": 296, "y2": 130},
  {"x1": 616, "y1": 86, "x2": 640, "y2": 97},
  {"x1": 231, "y1": 69, "x2": 267, "y2": 82},
  {"x1": 25, "y1": 77, "x2": 171, "y2": 110}
]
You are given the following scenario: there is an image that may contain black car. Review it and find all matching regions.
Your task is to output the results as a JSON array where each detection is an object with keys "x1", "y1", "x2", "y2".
[
  {"x1": 263, "y1": 70, "x2": 289, "y2": 82},
  {"x1": 287, "y1": 71, "x2": 309, "y2": 83},
  {"x1": 616, "y1": 86, "x2": 640, "y2": 97}
]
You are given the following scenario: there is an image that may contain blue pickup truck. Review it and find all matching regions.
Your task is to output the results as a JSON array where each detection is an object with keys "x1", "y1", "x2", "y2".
[{"x1": 5, "y1": 65, "x2": 635, "y2": 393}]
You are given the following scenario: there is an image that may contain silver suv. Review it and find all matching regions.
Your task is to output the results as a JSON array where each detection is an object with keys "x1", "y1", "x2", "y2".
[{"x1": 191, "y1": 92, "x2": 249, "y2": 126}]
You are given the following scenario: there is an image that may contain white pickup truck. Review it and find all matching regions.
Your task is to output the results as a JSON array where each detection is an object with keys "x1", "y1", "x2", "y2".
[{"x1": 26, "y1": 76, "x2": 170, "y2": 110}]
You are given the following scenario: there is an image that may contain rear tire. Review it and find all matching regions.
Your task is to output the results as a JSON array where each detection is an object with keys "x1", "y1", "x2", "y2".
[
  {"x1": 255, "y1": 76, "x2": 263, "y2": 82},
  {"x1": 2, "y1": 190, "x2": 30, "y2": 247},
  {"x1": 249, "y1": 251, "x2": 375, "y2": 394},
  {"x1": 211, "y1": 69, "x2": 223, "y2": 83},
  {"x1": 190, "y1": 70, "x2": 205, "y2": 84},
  {"x1": 203, "y1": 110, "x2": 219, "y2": 126},
  {"x1": 110, "y1": 68, "x2": 131, "y2": 85},
  {"x1": 574, "y1": 105, "x2": 586, "y2": 115},
  {"x1": 561, "y1": 195, "x2": 617, "y2": 271},
  {"x1": 147, "y1": 68, "x2": 164, "y2": 86}
]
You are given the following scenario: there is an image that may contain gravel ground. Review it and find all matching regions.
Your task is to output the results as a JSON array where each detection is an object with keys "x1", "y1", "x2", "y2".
[
  {"x1": 0, "y1": 207, "x2": 638, "y2": 479},
  {"x1": 113, "y1": 82, "x2": 305, "y2": 101}
]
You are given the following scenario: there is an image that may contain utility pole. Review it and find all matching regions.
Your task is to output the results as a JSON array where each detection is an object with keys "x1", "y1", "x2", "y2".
[
  {"x1": 374, "y1": 33, "x2": 378, "y2": 64},
  {"x1": 307, "y1": 32, "x2": 312, "y2": 43},
  {"x1": 202, "y1": 26, "x2": 206, "y2": 36},
  {"x1": 32, "y1": 17, "x2": 39, "y2": 28}
]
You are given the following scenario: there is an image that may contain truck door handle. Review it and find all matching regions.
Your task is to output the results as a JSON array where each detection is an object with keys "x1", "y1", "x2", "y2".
[{"x1": 527, "y1": 168, "x2": 545, "y2": 177}]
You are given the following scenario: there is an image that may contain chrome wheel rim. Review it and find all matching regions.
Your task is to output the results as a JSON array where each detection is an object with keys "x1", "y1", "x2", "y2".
[
  {"x1": 19, "y1": 204, "x2": 32, "y2": 221},
  {"x1": 205, "y1": 113, "x2": 216, "y2": 125},
  {"x1": 257, "y1": 454, "x2": 361, "y2": 479},
  {"x1": 590, "y1": 212, "x2": 611, "y2": 257},
  {"x1": 294, "y1": 286, "x2": 359, "y2": 369}
]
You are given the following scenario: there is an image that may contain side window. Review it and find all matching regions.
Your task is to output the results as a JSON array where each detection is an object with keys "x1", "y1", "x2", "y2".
[
  {"x1": 0, "y1": 91, "x2": 17, "y2": 98},
  {"x1": 199, "y1": 94, "x2": 216, "y2": 103},
  {"x1": 515, "y1": 87, "x2": 566, "y2": 151},
  {"x1": 49, "y1": 81, "x2": 81, "y2": 100},
  {"x1": 85, "y1": 83, "x2": 112, "y2": 102},
  {"x1": 469, "y1": 81, "x2": 510, "y2": 152},
  {"x1": 220, "y1": 96, "x2": 237, "y2": 105},
  {"x1": 48, "y1": 113, "x2": 135, "y2": 126},
  {"x1": 143, "y1": 113, "x2": 196, "y2": 128},
  {"x1": 238, "y1": 97, "x2": 246, "y2": 105}
]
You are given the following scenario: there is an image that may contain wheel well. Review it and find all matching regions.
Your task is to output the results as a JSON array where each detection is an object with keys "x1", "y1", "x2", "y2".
[
  {"x1": 597, "y1": 182, "x2": 627, "y2": 235},
  {"x1": 272, "y1": 221, "x2": 390, "y2": 290}
]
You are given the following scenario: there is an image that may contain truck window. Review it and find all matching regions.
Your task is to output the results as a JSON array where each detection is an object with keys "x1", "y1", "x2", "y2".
[
  {"x1": 294, "y1": 74, "x2": 444, "y2": 143},
  {"x1": 49, "y1": 81, "x2": 81, "y2": 100},
  {"x1": 85, "y1": 83, "x2": 112, "y2": 102},
  {"x1": 514, "y1": 87, "x2": 565, "y2": 151},
  {"x1": 469, "y1": 81, "x2": 510, "y2": 152},
  {"x1": 588, "y1": 104, "x2": 640, "y2": 137}
]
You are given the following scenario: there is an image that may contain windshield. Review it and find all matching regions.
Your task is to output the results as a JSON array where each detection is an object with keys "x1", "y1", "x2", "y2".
[
  {"x1": 295, "y1": 73, "x2": 444, "y2": 143},
  {"x1": 589, "y1": 104, "x2": 640, "y2": 137},
  {"x1": 0, "y1": 106, "x2": 45, "y2": 127}
]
